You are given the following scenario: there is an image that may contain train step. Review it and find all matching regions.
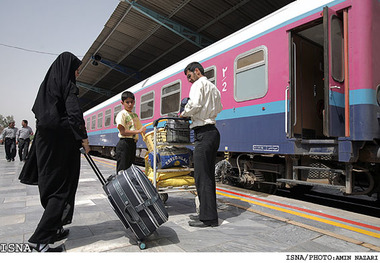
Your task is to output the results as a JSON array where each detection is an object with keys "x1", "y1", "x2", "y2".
[
  {"x1": 276, "y1": 178, "x2": 345, "y2": 190},
  {"x1": 299, "y1": 139, "x2": 338, "y2": 145},
  {"x1": 292, "y1": 165, "x2": 345, "y2": 174},
  {"x1": 294, "y1": 139, "x2": 338, "y2": 156}
]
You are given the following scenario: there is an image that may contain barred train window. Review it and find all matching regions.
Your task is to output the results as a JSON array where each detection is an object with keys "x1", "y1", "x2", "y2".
[
  {"x1": 114, "y1": 105, "x2": 122, "y2": 125},
  {"x1": 97, "y1": 112, "x2": 103, "y2": 129},
  {"x1": 140, "y1": 91, "x2": 154, "y2": 120},
  {"x1": 104, "y1": 109, "x2": 112, "y2": 127},
  {"x1": 161, "y1": 82, "x2": 181, "y2": 115},
  {"x1": 331, "y1": 15, "x2": 344, "y2": 82},
  {"x1": 204, "y1": 67, "x2": 216, "y2": 85},
  {"x1": 91, "y1": 115, "x2": 96, "y2": 130},
  {"x1": 234, "y1": 46, "x2": 268, "y2": 101},
  {"x1": 86, "y1": 117, "x2": 90, "y2": 130}
]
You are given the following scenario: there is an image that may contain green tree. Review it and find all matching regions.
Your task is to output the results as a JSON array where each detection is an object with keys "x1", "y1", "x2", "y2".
[{"x1": 0, "y1": 114, "x2": 15, "y2": 133}]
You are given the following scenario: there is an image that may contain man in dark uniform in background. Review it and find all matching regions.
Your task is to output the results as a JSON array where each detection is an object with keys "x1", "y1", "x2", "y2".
[
  {"x1": 0, "y1": 120, "x2": 18, "y2": 162},
  {"x1": 16, "y1": 120, "x2": 34, "y2": 161}
]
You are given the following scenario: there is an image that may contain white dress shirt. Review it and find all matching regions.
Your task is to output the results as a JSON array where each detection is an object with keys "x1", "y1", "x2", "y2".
[
  {"x1": 182, "y1": 76, "x2": 223, "y2": 129},
  {"x1": 0, "y1": 127, "x2": 18, "y2": 140},
  {"x1": 17, "y1": 126, "x2": 33, "y2": 141}
]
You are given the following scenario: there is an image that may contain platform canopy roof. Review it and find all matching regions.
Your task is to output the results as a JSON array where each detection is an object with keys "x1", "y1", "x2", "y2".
[{"x1": 77, "y1": 0, "x2": 295, "y2": 112}]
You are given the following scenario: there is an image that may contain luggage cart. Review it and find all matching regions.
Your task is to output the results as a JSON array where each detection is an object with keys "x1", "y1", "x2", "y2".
[{"x1": 143, "y1": 117, "x2": 196, "y2": 202}]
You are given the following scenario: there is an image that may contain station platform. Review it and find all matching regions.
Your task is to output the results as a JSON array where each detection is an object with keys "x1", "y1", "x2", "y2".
[{"x1": 0, "y1": 145, "x2": 379, "y2": 258}]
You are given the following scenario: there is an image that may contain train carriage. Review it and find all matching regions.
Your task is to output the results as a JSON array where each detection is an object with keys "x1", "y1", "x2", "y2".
[{"x1": 84, "y1": 0, "x2": 380, "y2": 199}]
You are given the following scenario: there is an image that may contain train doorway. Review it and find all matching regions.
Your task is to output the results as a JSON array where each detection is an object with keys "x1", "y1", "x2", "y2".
[
  {"x1": 288, "y1": 7, "x2": 346, "y2": 139},
  {"x1": 289, "y1": 22, "x2": 325, "y2": 139}
]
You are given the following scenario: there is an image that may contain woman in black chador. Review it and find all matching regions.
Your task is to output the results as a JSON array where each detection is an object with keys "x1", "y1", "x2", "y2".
[{"x1": 28, "y1": 52, "x2": 90, "y2": 252}]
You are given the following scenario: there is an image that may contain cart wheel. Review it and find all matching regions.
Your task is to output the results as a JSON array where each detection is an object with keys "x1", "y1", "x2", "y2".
[
  {"x1": 138, "y1": 241, "x2": 146, "y2": 250},
  {"x1": 159, "y1": 193, "x2": 168, "y2": 203}
]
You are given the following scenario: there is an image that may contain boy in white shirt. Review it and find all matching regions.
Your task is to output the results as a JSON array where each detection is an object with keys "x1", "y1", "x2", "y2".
[{"x1": 115, "y1": 91, "x2": 146, "y2": 172}]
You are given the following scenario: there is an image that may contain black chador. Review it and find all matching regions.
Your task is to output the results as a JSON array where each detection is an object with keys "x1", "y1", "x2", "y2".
[{"x1": 28, "y1": 52, "x2": 88, "y2": 246}]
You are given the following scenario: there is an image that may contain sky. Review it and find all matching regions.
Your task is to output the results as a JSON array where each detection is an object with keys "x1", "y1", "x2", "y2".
[{"x1": 0, "y1": 0, "x2": 119, "y2": 132}]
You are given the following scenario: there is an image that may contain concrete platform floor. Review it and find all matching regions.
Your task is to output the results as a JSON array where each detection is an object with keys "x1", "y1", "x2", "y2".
[{"x1": 0, "y1": 145, "x2": 379, "y2": 262}]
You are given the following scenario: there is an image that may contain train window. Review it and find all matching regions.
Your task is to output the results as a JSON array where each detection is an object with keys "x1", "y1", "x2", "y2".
[
  {"x1": 97, "y1": 112, "x2": 103, "y2": 129},
  {"x1": 104, "y1": 109, "x2": 112, "y2": 127},
  {"x1": 161, "y1": 81, "x2": 181, "y2": 115},
  {"x1": 86, "y1": 117, "x2": 90, "y2": 130},
  {"x1": 91, "y1": 115, "x2": 96, "y2": 130},
  {"x1": 234, "y1": 46, "x2": 268, "y2": 101},
  {"x1": 140, "y1": 91, "x2": 154, "y2": 120},
  {"x1": 114, "y1": 105, "x2": 122, "y2": 125},
  {"x1": 331, "y1": 15, "x2": 344, "y2": 82},
  {"x1": 204, "y1": 67, "x2": 216, "y2": 85}
]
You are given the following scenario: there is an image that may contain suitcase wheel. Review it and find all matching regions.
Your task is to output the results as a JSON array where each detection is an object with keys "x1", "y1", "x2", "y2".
[{"x1": 138, "y1": 241, "x2": 146, "y2": 250}]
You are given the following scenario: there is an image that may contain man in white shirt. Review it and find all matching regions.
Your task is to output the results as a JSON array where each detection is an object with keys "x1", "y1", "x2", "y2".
[
  {"x1": 0, "y1": 121, "x2": 18, "y2": 162},
  {"x1": 181, "y1": 62, "x2": 223, "y2": 227},
  {"x1": 16, "y1": 120, "x2": 34, "y2": 161}
]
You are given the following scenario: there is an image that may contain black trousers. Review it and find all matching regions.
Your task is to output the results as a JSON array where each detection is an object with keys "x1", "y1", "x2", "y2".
[
  {"x1": 193, "y1": 124, "x2": 220, "y2": 222},
  {"x1": 18, "y1": 138, "x2": 30, "y2": 161},
  {"x1": 4, "y1": 138, "x2": 16, "y2": 160},
  {"x1": 29, "y1": 128, "x2": 81, "y2": 244},
  {"x1": 116, "y1": 138, "x2": 136, "y2": 173}
]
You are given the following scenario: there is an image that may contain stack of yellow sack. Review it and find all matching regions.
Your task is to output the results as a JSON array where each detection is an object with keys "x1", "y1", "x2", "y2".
[
  {"x1": 143, "y1": 129, "x2": 195, "y2": 188},
  {"x1": 144, "y1": 155, "x2": 195, "y2": 187}
]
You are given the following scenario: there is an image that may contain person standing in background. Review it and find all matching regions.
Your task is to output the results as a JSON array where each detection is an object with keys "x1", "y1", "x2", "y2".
[
  {"x1": 0, "y1": 120, "x2": 18, "y2": 162},
  {"x1": 16, "y1": 120, "x2": 34, "y2": 161}
]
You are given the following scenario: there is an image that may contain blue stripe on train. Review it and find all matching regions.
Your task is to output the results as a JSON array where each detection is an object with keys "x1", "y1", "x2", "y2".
[
  {"x1": 216, "y1": 100, "x2": 284, "y2": 120},
  {"x1": 329, "y1": 89, "x2": 376, "y2": 108},
  {"x1": 88, "y1": 111, "x2": 292, "y2": 154},
  {"x1": 87, "y1": 88, "x2": 379, "y2": 152},
  {"x1": 87, "y1": 89, "x2": 375, "y2": 137}
]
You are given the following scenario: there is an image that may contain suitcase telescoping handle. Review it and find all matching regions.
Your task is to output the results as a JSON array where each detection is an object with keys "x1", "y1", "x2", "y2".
[{"x1": 80, "y1": 147, "x2": 107, "y2": 186}]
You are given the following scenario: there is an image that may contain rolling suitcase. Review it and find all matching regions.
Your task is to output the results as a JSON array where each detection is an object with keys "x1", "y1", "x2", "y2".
[{"x1": 81, "y1": 149, "x2": 169, "y2": 250}]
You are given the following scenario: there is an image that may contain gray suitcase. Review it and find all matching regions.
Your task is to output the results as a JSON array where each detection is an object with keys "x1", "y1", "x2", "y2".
[{"x1": 81, "y1": 149, "x2": 168, "y2": 249}]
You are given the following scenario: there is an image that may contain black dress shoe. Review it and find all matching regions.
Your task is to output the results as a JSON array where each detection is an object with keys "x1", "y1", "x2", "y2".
[
  {"x1": 55, "y1": 227, "x2": 70, "y2": 241},
  {"x1": 189, "y1": 214, "x2": 199, "y2": 221},
  {"x1": 188, "y1": 219, "x2": 218, "y2": 228}
]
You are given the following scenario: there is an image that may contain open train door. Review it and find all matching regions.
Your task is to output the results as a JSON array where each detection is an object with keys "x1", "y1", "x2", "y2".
[{"x1": 323, "y1": 6, "x2": 345, "y2": 137}]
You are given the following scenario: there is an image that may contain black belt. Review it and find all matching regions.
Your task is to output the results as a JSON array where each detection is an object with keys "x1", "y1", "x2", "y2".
[
  {"x1": 120, "y1": 138, "x2": 135, "y2": 141},
  {"x1": 193, "y1": 124, "x2": 216, "y2": 133}
]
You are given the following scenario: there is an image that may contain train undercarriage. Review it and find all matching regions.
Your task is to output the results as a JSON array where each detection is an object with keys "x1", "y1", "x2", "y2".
[{"x1": 215, "y1": 143, "x2": 380, "y2": 201}]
